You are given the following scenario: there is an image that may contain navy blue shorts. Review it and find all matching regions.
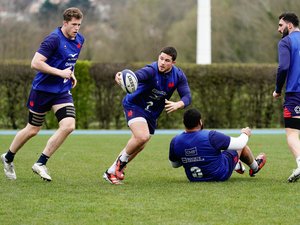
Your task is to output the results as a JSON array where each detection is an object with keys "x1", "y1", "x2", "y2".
[
  {"x1": 221, "y1": 150, "x2": 239, "y2": 180},
  {"x1": 283, "y1": 93, "x2": 300, "y2": 118},
  {"x1": 123, "y1": 106, "x2": 157, "y2": 134},
  {"x1": 27, "y1": 89, "x2": 73, "y2": 113}
]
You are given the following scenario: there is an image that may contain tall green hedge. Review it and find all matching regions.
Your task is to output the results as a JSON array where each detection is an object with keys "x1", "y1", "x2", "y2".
[
  {"x1": 0, "y1": 61, "x2": 283, "y2": 129},
  {"x1": 0, "y1": 61, "x2": 34, "y2": 129},
  {"x1": 182, "y1": 63, "x2": 283, "y2": 128}
]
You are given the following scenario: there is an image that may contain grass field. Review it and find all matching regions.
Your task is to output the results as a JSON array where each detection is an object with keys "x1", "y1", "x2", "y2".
[{"x1": 0, "y1": 133, "x2": 299, "y2": 225}]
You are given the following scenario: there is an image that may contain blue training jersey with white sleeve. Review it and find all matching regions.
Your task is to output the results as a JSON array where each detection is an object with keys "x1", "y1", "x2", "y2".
[
  {"x1": 122, "y1": 62, "x2": 191, "y2": 120},
  {"x1": 276, "y1": 31, "x2": 300, "y2": 93},
  {"x1": 32, "y1": 27, "x2": 85, "y2": 93},
  {"x1": 169, "y1": 130, "x2": 232, "y2": 182}
]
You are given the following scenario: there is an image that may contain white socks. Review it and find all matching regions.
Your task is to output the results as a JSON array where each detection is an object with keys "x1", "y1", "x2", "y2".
[
  {"x1": 107, "y1": 150, "x2": 130, "y2": 174},
  {"x1": 296, "y1": 156, "x2": 300, "y2": 168},
  {"x1": 119, "y1": 152, "x2": 130, "y2": 162},
  {"x1": 250, "y1": 160, "x2": 259, "y2": 172}
]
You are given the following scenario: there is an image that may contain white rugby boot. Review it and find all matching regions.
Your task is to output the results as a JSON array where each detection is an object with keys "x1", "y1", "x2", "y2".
[
  {"x1": 1, "y1": 153, "x2": 16, "y2": 180},
  {"x1": 287, "y1": 167, "x2": 300, "y2": 183},
  {"x1": 32, "y1": 163, "x2": 52, "y2": 181}
]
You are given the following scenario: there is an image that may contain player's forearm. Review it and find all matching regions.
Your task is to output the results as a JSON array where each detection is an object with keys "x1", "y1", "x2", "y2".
[
  {"x1": 31, "y1": 60, "x2": 61, "y2": 76},
  {"x1": 275, "y1": 69, "x2": 287, "y2": 93},
  {"x1": 227, "y1": 133, "x2": 249, "y2": 150}
]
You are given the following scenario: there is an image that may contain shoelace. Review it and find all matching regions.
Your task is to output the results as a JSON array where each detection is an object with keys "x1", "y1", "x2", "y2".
[{"x1": 6, "y1": 162, "x2": 14, "y2": 170}]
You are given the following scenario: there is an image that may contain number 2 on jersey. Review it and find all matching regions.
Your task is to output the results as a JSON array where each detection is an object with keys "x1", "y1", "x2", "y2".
[
  {"x1": 145, "y1": 101, "x2": 153, "y2": 112},
  {"x1": 190, "y1": 166, "x2": 203, "y2": 178}
]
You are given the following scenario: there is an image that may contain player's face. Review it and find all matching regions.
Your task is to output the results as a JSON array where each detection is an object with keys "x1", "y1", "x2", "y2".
[
  {"x1": 63, "y1": 18, "x2": 82, "y2": 40},
  {"x1": 278, "y1": 19, "x2": 289, "y2": 38},
  {"x1": 158, "y1": 53, "x2": 174, "y2": 73}
]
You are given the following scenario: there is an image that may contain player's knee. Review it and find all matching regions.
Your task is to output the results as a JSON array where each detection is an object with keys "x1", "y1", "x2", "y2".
[
  {"x1": 28, "y1": 129, "x2": 39, "y2": 137},
  {"x1": 59, "y1": 120, "x2": 75, "y2": 134},
  {"x1": 136, "y1": 134, "x2": 151, "y2": 144},
  {"x1": 25, "y1": 124, "x2": 41, "y2": 137}
]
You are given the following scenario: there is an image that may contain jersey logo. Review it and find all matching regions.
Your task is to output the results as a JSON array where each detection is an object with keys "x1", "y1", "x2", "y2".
[
  {"x1": 185, "y1": 147, "x2": 197, "y2": 156},
  {"x1": 294, "y1": 106, "x2": 300, "y2": 114},
  {"x1": 127, "y1": 110, "x2": 133, "y2": 117},
  {"x1": 77, "y1": 43, "x2": 81, "y2": 49},
  {"x1": 168, "y1": 82, "x2": 174, "y2": 88},
  {"x1": 69, "y1": 53, "x2": 78, "y2": 58},
  {"x1": 149, "y1": 93, "x2": 160, "y2": 100}
]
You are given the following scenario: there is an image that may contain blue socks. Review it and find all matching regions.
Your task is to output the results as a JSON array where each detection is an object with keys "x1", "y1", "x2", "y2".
[
  {"x1": 37, "y1": 153, "x2": 49, "y2": 165},
  {"x1": 5, "y1": 150, "x2": 15, "y2": 163}
]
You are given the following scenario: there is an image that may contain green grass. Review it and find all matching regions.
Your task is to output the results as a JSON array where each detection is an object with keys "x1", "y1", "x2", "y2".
[{"x1": 0, "y1": 133, "x2": 299, "y2": 225}]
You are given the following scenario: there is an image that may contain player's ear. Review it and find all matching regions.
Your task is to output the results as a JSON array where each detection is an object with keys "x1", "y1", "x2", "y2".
[
  {"x1": 287, "y1": 22, "x2": 292, "y2": 29},
  {"x1": 63, "y1": 20, "x2": 68, "y2": 27},
  {"x1": 200, "y1": 120, "x2": 204, "y2": 129}
]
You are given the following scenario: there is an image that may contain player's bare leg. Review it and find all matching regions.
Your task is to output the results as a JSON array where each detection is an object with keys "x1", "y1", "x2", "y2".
[
  {"x1": 286, "y1": 128, "x2": 300, "y2": 158},
  {"x1": 9, "y1": 124, "x2": 41, "y2": 154},
  {"x1": 1, "y1": 123, "x2": 41, "y2": 180},
  {"x1": 32, "y1": 117, "x2": 75, "y2": 181},
  {"x1": 32, "y1": 104, "x2": 75, "y2": 181},
  {"x1": 286, "y1": 128, "x2": 300, "y2": 182},
  {"x1": 115, "y1": 121, "x2": 150, "y2": 180},
  {"x1": 105, "y1": 121, "x2": 150, "y2": 182},
  {"x1": 42, "y1": 117, "x2": 75, "y2": 157},
  {"x1": 235, "y1": 145, "x2": 254, "y2": 174},
  {"x1": 239, "y1": 145, "x2": 255, "y2": 166},
  {"x1": 128, "y1": 143, "x2": 146, "y2": 162},
  {"x1": 124, "y1": 121, "x2": 151, "y2": 155},
  {"x1": 237, "y1": 145, "x2": 266, "y2": 177}
]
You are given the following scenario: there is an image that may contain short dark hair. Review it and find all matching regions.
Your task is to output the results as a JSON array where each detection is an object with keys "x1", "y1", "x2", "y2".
[
  {"x1": 279, "y1": 12, "x2": 299, "y2": 27},
  {"x1": 183, "y1": 108, "x2": 201, "y2": 129},
  {"x1": 63, "y1": 7, "x2": 83, "y2": 22},
  {"x1": 160, "y1": 46, "x2": 177, "y2": 61}
]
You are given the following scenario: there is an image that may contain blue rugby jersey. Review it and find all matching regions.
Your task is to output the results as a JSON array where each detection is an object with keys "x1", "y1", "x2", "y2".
[
  {"x1": 169, "y1": 130, "x2": 232, "y2": 182},
  {"x1": 122, "y1": 62, "x2": 191, "y2": 120},
  {"x1": 32, "y1": 27, "x2": 84, "y2": 93},
  {"x1": 276, "y1": 31, "x2": 300, "y2": 93}
]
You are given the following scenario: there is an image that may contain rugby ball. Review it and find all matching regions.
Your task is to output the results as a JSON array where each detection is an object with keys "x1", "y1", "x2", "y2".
[{"x1": 120, "y1": 69, "x2": 138, "y2": 94}]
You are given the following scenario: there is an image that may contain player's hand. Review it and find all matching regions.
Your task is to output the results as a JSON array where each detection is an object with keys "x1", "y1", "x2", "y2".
[
  {"x1": 165, "y1": 99, "x2": 184, "y2": 113},
  {"x1": 273, "y1": 91, "x2": 281, "y2": 99},
  {"x1": 115, "y1": 72, "x2": 122, "y2": 85},
  {"x1": 71, "y1": 72, "x2": 77, "y2": 88},
  {"x1": 60, "y1": 67, "x2": 73, "y2": 79},
  {"x1": 241, "y1": 127, "x2": 251, "y2": 137}
]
